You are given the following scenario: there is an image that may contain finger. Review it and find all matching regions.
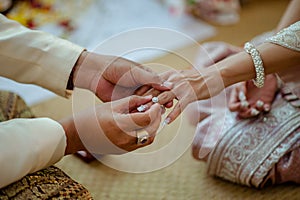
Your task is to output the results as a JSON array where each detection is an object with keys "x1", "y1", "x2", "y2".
[
  {"x1": 164, "y1": 97, "x2": 190, "y2": 124},
  {"x1": 240, "y1": 100, "x2": 250, "y2": 111},
  {"x1": 145, "y1": 104, "x2": 163, "y2": 136},
  {"x1": 229, "y1": 83, "x2": 249, "y2": 112},
  {"x1": 114, "y1": 95, "x2": 153, "y2": 113},
  {"x1": 143, "y1": 88, "x2": 162, "y2": 98},
  {"x1": 263, "y1": 104, "x2": 271, "y2": 112},
  {"x1": 164, "y1": 101, "x2": 173, "y2": 108},
  {"x1": 135, "y1": 96, "x2": 170, "y2": 113},
  {"x1": 127, "y1": 95, "x2": 153, "y2": 111},
  {"x1": 131, "y1": 67, "x2": 173, "y2": 91},
  {"x1": 125, "y1": 103, "x2": 162, "y2": 129},
  {"x1": 238, "y1": 107, "x2": 260, "y2": 119},
  {"x1": 228, "y1": 102, "x2": 241, "y2": 112},
  {"x1": 165, "y1": 102, "x2": 182, "y2": 124},
  {"x1": 161, "y1": 106, "x2": 166, "y2": 115},
  {"x1": 156, "y1": 91, "x2": 176, "y2": 105},
  {"x1": 238, "y1": 84, "x2": 247, "y2": 102},
  {"x1": 135, "y1": 101, "x2": 153, "y2": 113},
  {"x1": 228, "y1": 87, "x2": 240, "y2": 111},
  {"x1": 134, "y1": 85, "x2": 152, "y2": 96},
  {"x1": 255, "y1": 100, "x2": 265, "y2": 112}
]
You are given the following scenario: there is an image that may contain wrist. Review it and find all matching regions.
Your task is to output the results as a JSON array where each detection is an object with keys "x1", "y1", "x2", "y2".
[
  {"x1": 60, "y1": 117, "x2": 85, "y2": 155},
  {"x1": 217, "y1": 51, "x2": 256, "y2": 87},
  {"x1": 72, "y1": 50, "x2": 94, "y2": 90}
]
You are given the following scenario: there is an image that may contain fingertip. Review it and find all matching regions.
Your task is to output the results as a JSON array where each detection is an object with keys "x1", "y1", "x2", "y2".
[
  {"x1": 165, "y1": 101, "x2": 173, "y2": 108},
  {"x1": 157, "y1": 91, "x2": 176, "y2": 106},
  {"x1": 146, "y1": 102, "x2": 162, "y2": 114},
  {"x1": 250, "y1": 108, "x2": 260, "y2": 116},
  {"x1": 144, "y1": 95, "x2": 153, "y2": 100},
  {"x1": 152, "y1": 81, "x2": 173, "y2": 91},
  {"x1": 228, "y1": 102, "x2": 241, "y2": 112},
  {"x1": 162, "y1": 117, "x2": 171, "y2": 126},
  {"x1": 161, "y1": 81, "x2": 174, "y2": 89},
  {"x1": 263, "y1": 104, "x2": 270, "y2": 112},
  {"x1": 128, "y1": 95, "x2": 152, "y2": 111},
  {"x1": 165, "y1": 108, "x2": 180, "y2": 125}
]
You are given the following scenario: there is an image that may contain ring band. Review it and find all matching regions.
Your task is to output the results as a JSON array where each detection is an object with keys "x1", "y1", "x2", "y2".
[{"x1": 136, "y1": 130, "x2": 149, "y2": 145}]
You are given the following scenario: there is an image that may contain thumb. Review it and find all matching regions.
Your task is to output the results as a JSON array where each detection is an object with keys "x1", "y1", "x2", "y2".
[
  {"x1": 115, "y1": 95, "x2": 153, "y2": 113},
  {"x1": 117, "y1": 103, "x2": 162, "y2": 132}
]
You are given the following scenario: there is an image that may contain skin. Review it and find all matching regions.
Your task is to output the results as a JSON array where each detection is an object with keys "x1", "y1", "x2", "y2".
[
  {"x1": 73, "y1": 51, "x2": 172, "y2": 102},
  {"x1": 62, "y1": 95, "x2": 163, "y2": 155},
  {"x1": 60, "y1": 51, "x2": 172, "y2": 155},
  {"x1": 156, "y1": 43, "x2": 300, "y2": 124},
  {"x1": 228, "y1": 74, "x2": 278, "y2": 118},
  {"x1": 228, "y1": 0, "x2": 300, "y2": 118}
]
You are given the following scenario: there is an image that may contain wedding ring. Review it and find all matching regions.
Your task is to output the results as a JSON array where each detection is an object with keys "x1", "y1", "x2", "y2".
[
  {"x1": 152, "y1": 97, "x2": 159, "y2": 103},
  {"x1": 256, "y1": 100, "x2": 264, "y2": 108},
  {"x1": 136, "y1": 130, "x2": 149, "y2": 145}
]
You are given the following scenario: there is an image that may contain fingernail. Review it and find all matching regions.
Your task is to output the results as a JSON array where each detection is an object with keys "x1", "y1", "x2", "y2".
[
  {"x1": 137, "y1": 105, "x2": 147, "y2": 112},
  {"x1": 263, "y1": 104, "x2": 270, "y2": 112},
  {"x1": 256, "y1": 100, "x2": 264, "y2": 108},
  {"x1": 152, "y1": 96, "x2": 159, "y2": 103},
  {"x1": 238, "y1": 91, "x2": 246, "y2": 101},
  {"x1": 241, "y1": 100, "x2": 249, "y2": 108},
  {"x1": 162, "y1": 117, "x2": 171, "y2": 126},
  {"x1": 144, "y1": 95, "x2": 152, "y2": 99},
  {"x1": 250, "y1": 108, "x2": 260, "y2": 116},
  {"x1": 161, "y1": 81, "x2": 173, "y2": 88}
]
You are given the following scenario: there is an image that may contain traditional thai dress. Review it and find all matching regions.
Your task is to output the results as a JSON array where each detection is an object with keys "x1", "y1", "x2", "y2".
[{"x1": 191, "y1": 21, "x2": 300, "y2": 188}]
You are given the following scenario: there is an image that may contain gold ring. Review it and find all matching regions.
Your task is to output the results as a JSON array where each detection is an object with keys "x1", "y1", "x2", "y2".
[{"x1": 136, "y1": 130, "x2": 149, "y2": 145}]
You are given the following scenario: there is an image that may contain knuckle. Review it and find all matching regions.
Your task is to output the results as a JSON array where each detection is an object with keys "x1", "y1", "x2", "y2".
[{"x1": 143, "y1": 116, "x2": 151, "y2": 126}]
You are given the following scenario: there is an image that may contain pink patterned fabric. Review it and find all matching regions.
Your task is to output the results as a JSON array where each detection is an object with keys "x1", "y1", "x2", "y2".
[{"x1": 190, "y1": 41, "x2": 300, "y2": 188}]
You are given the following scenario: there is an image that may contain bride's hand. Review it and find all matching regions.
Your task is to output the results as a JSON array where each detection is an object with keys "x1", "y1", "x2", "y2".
[
  {"x1": 228, "y1": 74, "x2": 278, "y2": 118},
  {"x1": 152, "y1": 68, "x2": 225, "y2": 124}
]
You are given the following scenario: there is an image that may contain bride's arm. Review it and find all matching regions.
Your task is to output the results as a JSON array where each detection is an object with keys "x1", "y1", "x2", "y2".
[{"x1": 158, "y1": 22, "x2": 300, "y2": 124}]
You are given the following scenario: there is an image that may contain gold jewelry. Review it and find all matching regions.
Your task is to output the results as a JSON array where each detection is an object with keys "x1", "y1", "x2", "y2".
[{"x1": 136, "y1": 130, "x2": 149, "y2": 145}]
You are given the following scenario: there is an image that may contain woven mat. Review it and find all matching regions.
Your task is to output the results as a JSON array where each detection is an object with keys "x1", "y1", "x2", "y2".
[{"x1": 56, "y1": 117, "x2": 300, "y2": 200}]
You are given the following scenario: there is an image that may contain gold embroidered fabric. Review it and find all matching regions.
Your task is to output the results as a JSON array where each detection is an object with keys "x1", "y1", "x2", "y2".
[
  {"x1": 266, "y1": 21, "x2": 300, "y2": 52},
  {"x1": 0, "y1": 91, "x2": 34, "y2": 121},
  {"x1": 206, "y1": 95, "x2": 300, "y2": 188},
  {"x1": 0, "y1": 91, "x2": 93, "y2": 199},
  {"x1": 0, "y1": 166, "x2": 92, "y2": 200}
]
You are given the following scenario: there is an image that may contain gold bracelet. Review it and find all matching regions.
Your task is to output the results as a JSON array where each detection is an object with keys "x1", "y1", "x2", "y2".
[{"x1": 244, "y1": 42, "x2": 265, "y2": 88}]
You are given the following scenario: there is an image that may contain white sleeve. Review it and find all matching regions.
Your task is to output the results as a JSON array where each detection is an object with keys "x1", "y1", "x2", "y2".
[
  {"x1": 0, "y1": 14, "x2": 84, "y2": 97},
  {"x1": 0, "y1": 118, "x2": 66, "y2": 188}
]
